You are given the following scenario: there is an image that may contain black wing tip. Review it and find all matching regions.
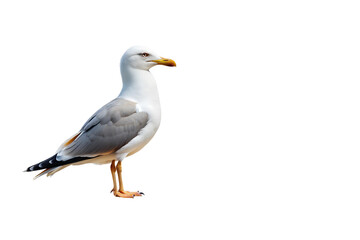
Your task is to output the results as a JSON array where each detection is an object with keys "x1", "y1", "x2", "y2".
[
  {"x1": 24, "y1": 165, "x2": 35, "y2": 172},
  {"x1": 24, "y1": 154, "x2": 94, "y2": 173},
  {"x1": 24, "y1": 165, "x2": 37, "y2": 172},
  {"x1": 24, "y1": 154, "x2": 58, "y2": 172}
]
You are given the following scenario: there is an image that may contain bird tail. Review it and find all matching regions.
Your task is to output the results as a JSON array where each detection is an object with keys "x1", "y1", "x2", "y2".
[
  {"x1": 24, "y1": 154, "x2": 62, "y2": 179},
  {"x1": 32, "y1": 165, "x2": 69, "y2": 179},
  {"x1": 25, "y1": 154, "x2": 93, "y2": 179},
  {"x1": 25, "y1": 154, "x2": 58, "y2": 172}
]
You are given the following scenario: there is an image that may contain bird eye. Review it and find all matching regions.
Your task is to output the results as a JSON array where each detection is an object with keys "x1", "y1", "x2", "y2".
[{"x1": 140, "y1": 52, "x2": 150, "y2": 57}]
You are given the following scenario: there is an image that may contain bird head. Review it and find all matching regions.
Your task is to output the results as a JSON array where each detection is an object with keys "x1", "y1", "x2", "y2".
[{"x1": 121, "y1": 46, "x2": 176, "y2": 71}]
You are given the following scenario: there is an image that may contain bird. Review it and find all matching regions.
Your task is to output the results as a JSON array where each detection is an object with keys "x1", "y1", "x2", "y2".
[{"x1": 25, "y1": 46, "x2": 176, "y2": 198}]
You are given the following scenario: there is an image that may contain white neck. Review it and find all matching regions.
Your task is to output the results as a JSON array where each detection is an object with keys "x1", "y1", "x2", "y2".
[{"x1": 118, "y1": 65, "x2": 161, "y2": 114}]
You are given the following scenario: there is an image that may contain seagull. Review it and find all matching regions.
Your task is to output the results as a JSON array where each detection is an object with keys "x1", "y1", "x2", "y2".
[{"x1": 25, "y1": 46, "x2": 176, "y2": 198}]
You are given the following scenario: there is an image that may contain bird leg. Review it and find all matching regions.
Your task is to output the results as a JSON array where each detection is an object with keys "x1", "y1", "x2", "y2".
[
  {"x1": 110, "y1": 160, "x2": 118, "y2": 194},
  {"x1": 116, "y1": 161, "x2": 143, "y2": 197},
  {"x1": 110, "y1": 160, "x2": 132, "y2": 198},
  {"x1": 110, "y1": 160, "x2": 143, "y2": 198}
]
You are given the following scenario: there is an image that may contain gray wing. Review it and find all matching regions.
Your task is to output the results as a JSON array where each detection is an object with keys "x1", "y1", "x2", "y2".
[{"x1": 60, "y1": 98, "x2": 148, "y2": 157}]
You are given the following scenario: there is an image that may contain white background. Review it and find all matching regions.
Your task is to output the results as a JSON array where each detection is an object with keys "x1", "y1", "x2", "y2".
[{"x1": 0, "y1": 0, "x2": 359, "y2": 239}]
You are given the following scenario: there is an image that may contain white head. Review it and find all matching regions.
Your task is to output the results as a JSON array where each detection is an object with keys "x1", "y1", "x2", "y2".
[{"x1": 121, "y1": 46, "x2": 176, "y2": 71}]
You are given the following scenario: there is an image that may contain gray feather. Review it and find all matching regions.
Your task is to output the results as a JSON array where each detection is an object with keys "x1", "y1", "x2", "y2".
[{"x1": 62, "y1": 98, "x2": 148, "y2": 157}]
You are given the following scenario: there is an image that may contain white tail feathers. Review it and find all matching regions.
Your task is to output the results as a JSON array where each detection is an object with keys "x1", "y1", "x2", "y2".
[{"x1": 33, "y1": 165, "x2": 70, "y2": 180}]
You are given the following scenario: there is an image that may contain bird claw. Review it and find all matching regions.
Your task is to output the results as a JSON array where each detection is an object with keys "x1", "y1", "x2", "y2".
[
  {"x1": 113, "y1": 191, "x2": 135, "y2": 198},
  {"x1": 112, "y1": 190, "x2": 144, "y2": 198}
]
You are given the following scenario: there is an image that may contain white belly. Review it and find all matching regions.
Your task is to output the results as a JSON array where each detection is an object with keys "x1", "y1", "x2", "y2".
[{"x1": 115, "y1": 121, "x2": 159, "y2": 160}]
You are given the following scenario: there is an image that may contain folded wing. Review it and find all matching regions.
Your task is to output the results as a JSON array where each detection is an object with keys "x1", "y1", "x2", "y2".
[{"x1": 58, "y1": 98, "x2": 149, "y2": 159}]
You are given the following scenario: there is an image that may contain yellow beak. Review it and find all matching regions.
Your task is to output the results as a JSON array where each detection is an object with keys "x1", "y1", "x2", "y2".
[{"x1": 148, "y1": 57, "x2": 176, "y2": 67}]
